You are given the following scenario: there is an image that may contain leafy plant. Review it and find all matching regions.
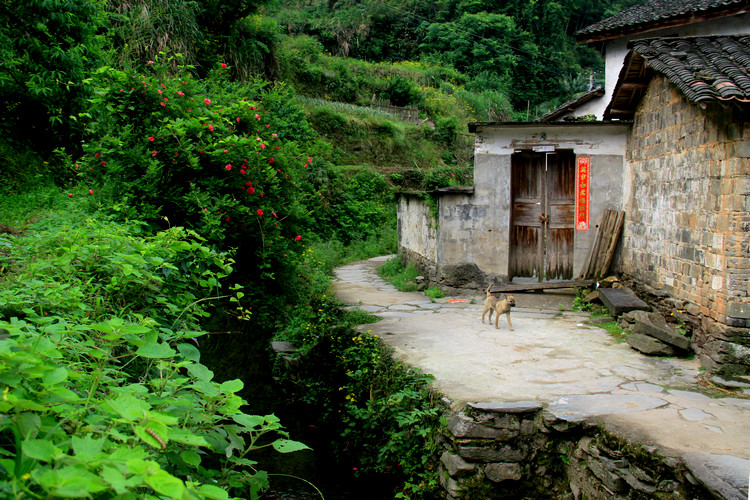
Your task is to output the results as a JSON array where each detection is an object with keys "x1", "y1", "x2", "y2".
[
  {"x1": 424, "y1": 287, "x2": 444, "y2": 301},
  {"x1": 0, "y1": 205, "x2": 309, "y2": 499}
]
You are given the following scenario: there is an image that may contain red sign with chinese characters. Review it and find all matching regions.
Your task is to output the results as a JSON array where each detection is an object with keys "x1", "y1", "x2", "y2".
[{"x1": 575, "y1": 156, "x2": 590, "y2": 231}]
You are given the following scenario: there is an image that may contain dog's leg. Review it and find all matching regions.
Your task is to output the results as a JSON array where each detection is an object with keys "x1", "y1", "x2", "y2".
[{"x1": 506, "y1": 312, "x2": 513, "y2": 331}]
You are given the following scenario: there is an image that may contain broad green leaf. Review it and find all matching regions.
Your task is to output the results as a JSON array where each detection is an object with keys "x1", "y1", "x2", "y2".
[
  {"x1": 136, "y1": 342, "x2": 176, "y2": 359},
  {"x1": 135, "y1": 423, "x2": 169, "y2": 450},
  {"x1": 168, "y1": 429, "x2": 209, "y2": 447},
  {"x1": 186, "y1": 363, "x2": 213, "y2": 382},
  {"x1": 23, "y1": 439, "x2": 58, "y2": 462},
  {"x1": 72, "y1": 435, "x2": 106, "y2": 459},
  {"x1": 231, "y1": 414, "x2": 264, "y2": 430},
  {"x1": 219, "y1": 379, "x2": 243, "y2": 394},
  {"x1": 180, "y1": 450, "x2": 201, "y2": 467},
  {"x1": 105, "y1": 393, "x2": 151, "y2": 421},
  {"x1": 194, "y1": 483, "x2": 229, "y2": 499},
  {"x1": 144, "y1": 470, "x2": 185, "y2": 499},
  {"x1": 42, "y1": 366, "x2": 68, "y2": 385},
  {"x1": 190, "y1": 379, "x2": 219, "y2": 398},
  {"x1": 100, "y1": 465, "x2": 130, "y2": 495},
  {"x1": 177, "y1": 343, "x2": 200, "y2": 362},
  {"x1": 53, "y1": 466, "x2": 108, "y2": 496},
  {"x1": 271, "y1": 439, "x2": 311, "y2": 454}
]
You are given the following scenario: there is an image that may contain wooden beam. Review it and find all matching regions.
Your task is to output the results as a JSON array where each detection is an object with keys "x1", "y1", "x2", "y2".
[{"x1": 490, "y1": 280, "x2": 595, "y2": 293}]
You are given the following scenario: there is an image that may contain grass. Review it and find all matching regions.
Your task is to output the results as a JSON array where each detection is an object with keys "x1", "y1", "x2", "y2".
[
  {"x1": 0, "y1": 183, "x2": 67, "y2": 231},
  {"x1": 344, "y1": 306, "x2": 381, "y2": 325},
  {"x1": 378, "y1": 255, "x2": 419, "y2": 292}
]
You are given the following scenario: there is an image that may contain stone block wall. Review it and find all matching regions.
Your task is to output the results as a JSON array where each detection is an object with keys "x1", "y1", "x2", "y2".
[
  {"x1": 439, "y1": 402, "x2": 713, "y2": 499},
  {"x1": 622, "y1": 74, "x2": 750, "y2": 376}
]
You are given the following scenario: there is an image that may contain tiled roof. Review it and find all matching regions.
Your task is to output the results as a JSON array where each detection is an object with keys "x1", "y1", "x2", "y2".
[
  {"x1": 604, "y1": 35, "x2": 750, "y2": 118},
  {"x1": 633, "y1": 36, "x2": 750, "y2": 102},
  {"x1": 576, "y1": 0, "x2": 750, "y2": 41},
  {"x1": 535, "y1": 87, "x2": 604, "y2": 122}
]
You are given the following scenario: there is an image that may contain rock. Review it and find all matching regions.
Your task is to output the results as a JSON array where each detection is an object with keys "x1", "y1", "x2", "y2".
[
  {"x1": 682, "y1": 453, "x2": 750, "y2": 500},
  {"x1": 685, "y1": 303, "x2": 701, "y2": 316},
  {"x1": 440, "y1": 451, "x2": 477, "y2": 478},
  {"x1": 457, "y1": 445, "x2": 527, "y2": 462},
  {"x1": 633, "y1": 312, "x2": 691, "y2": 350},
  {"x1": 588, "y1": 316, "x2": 615, "y2": 325},
  {"x1": 627, "y1": 332, "x2": 675, "y2": 356},
  {"x1": 467, "y1": 401, "x2": 542, "y2": 414},
  {"x1": 448, "y1": 412, "x2": 517, "y2": 440},
  {"x1": 584, "y1": 290, "x2": 600, "y2": 303},
  {"x1": 598, "y1": 276, "x2": 619, "y2": 288},
  {"x1": 622, "y1": 310, "x2": 650, "y2": 324},
  {"x1": 440, "y1": 263, "x2": 485, "y2": 288},
  {"x1": 664, "y1": 297, "x2": 687, "y2": 309},
  {"x1": 484, "y1": 462, "x2": 522, "y2": 482},
  {"x1": 271, "y1": 341, "x2": 297, "y2": 354},
  {"x1": 587, "y1": 459, "x2": 626, "y2": 493}
]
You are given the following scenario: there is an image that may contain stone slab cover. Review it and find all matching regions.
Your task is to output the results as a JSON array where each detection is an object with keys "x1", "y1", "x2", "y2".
[{"x1": 599, "y1": 288, "x2": 649, "y2": 316}]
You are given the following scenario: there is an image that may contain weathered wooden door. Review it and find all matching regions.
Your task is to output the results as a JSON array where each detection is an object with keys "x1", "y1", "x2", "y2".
[{"x1": 509, "y1": 150, "x2": 575, "y2": 280}]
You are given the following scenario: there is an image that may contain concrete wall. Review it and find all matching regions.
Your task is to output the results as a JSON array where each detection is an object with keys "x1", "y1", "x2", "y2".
[
  {"x1": 397, "y1": 194, "x2": 438, "y2": 280},
  {"x1": 397, "y1": 124, "x2": 629, "y2": 286},
  {"x1": 469, "y1": 123, "x2": 629, "y2": 279},
  {"x1": 622, "y1": 74, "x2": 750, "y2": 376}
]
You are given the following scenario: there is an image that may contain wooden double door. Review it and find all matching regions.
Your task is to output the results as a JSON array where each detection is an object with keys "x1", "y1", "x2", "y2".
[{"x1": 509, "y1": 150, "x2": 575, "y2": 281}]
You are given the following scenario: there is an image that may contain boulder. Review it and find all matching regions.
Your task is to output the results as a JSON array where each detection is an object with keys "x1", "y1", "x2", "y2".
[
  {"x1": 633, "y1": 313, "x2": 690, "y2": 350},
  {"x1": 627, "y1": 332, "x2": 675, "y2": 356}
]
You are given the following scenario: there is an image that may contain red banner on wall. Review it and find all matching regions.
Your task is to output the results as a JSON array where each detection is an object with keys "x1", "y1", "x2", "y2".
[{"x1": 575, "y1": 156, "x2": 590, "y2": 231}]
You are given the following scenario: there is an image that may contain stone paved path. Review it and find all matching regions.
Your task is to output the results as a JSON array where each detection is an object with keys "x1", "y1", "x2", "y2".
[{"x1": 333, "y1": 256, "x2": 750, "y2": 496}]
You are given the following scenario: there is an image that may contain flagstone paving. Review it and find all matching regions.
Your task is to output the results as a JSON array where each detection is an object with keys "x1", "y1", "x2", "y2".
[{"x1": 333, "y1": 256, "x2": 750, "y2": 497}]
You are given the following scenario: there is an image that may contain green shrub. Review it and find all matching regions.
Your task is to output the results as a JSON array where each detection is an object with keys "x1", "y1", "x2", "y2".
[
  {"x1": 425, "y1": 287, "x2": 444, "y2": 301},
  {"x1": 0, "y1": 205, "x2": 308, "y2": 499}
]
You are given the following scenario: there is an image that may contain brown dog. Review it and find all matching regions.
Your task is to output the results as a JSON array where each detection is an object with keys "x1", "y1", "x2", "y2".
[{"x1": 481, "y1": 285, "x2": 516, "y2": 330}]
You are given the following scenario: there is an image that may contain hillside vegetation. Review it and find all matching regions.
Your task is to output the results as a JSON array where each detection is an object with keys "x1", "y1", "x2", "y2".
[{"x1": 0, "y1": 0, "x2": 633, "y2": 497}]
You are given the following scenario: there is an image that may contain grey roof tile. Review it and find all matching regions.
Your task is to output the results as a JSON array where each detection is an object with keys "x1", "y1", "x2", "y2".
[
  {"x1": 631, "y1": 35, "x2": 750, "y2": 102},
  {"x1": 576, "y1": 0, "x2": 749, "y2": 40}
]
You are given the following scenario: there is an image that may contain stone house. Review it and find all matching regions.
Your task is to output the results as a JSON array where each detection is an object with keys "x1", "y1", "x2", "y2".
[{"x1": 397, "y1": 0, "x2": 750, "y2": 377}]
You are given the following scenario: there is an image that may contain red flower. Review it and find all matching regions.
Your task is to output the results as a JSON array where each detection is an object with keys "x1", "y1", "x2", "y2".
[
  {"x1": 269, "y1": 158, "x2": 274, "y2": 164},
  {"x1": 260, "y1": 144, "x2": 266, "y2": 150},
  {"x1": 67, "y1": 193, "x2": 73, "y2": 197},
  {"x1": 247, "y1": 187, "x2": 255, "y2": 194},
  {"x1": 225, "y1": 216, "x2": 230, "y2": 221},
  {"x1": 204, "y1": 98, "x2": 211, "y2": 105},
  {"x1": 177, "y1": 90, "x2": 184, "y2": 96},
  {"x1": 225, "y1": 164, "x2": 232, "y2": 170},
  {"x1": 160, "y1": 102, "x2": 166, "y2": 107},
  {"x1": 254, "y1": 114, "x2": 260, "y2": 120},
  {"x1": 100, "y1": 161, "x2": 106, "y2": 166},
  {"x1": 89, "y1": 189, "x2": 94, "y2": 195},
  {"x1": 149, "y1": 136, "x2": 155, "y2": 142},
  {"x1": 221, "y1": 63, "x2": 227, "y2": 69},
  {"x1": 256, "y1": 209, "x2": 263, "y2": 216},
  {"x1": 236, "y1": 117, "x2": 241, "y2": 123},
  {"x1": 208, "y1": 124, "x2": 214, "y2": 131},
  {"x1": 151, "y1": 151, "x2": 158, "y2": 156},
  {"x1": 295, "y1": 235, "x2": 301, "y2": 241},
  {"x1": 272, "y1": 133, "x2": 278, "y2": 139},
  {"x1": 308, "y1": 156, "x2": 313, "y2": 163},
  {"x1": 240, "y1": 169, "x2": 246, "y2": 175}
]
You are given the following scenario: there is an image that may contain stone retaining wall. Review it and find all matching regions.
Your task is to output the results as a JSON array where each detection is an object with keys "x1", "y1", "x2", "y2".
[
  {"x1": 439, "y1": 401, "x2": 713, "y2": 499},
  {"x1": 622, "y1": 74, "x2": 750, "y2": 377}
]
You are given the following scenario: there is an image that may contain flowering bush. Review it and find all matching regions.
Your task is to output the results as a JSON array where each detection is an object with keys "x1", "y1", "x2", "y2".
[{"x1": 76, "y1": 54, "x2": 325, "y2": 315}]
